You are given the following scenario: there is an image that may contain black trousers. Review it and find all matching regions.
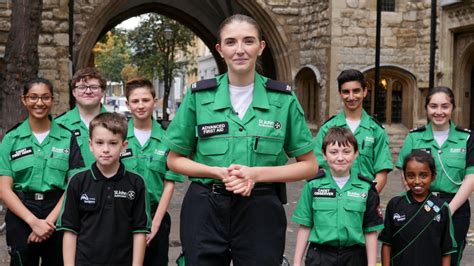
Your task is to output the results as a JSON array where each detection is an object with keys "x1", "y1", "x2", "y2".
[
  {"x1": 143, "y1": 211, "x2": 171, "y2": 266},
  {"x1": 180, "y1": 182, "x2": 286, "y2": 266},
  {"x1": 440, "y1": 195, "x2": 471, "y2": 266},
  {"x1": 305, "y1": 243, "x2": 367, "y2": 266},
  {"x1": 6, "y1": 195, "x2": 63, "y2": 266}
]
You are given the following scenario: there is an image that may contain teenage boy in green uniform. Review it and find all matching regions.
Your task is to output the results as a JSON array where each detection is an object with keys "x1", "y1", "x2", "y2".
[
  {"x1": 56, "y1": 67, "x2": 108, "y2": 166},
  {"x1": 293, "y1": 127, "x2": 384, "y2": 266},
  {"x1": 57, "y1": 112, "x2": 151, "y2": 266},
  {"x1": 121, "y1": 78, "x2": 183, "y2": 266},
  {"x1": 314, "y1": 69, "x2": 392, "y2": 192}
]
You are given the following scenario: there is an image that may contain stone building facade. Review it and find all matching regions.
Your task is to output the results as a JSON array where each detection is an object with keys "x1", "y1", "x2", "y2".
[{"x1": 1, "y1": 0, "x2": 474, "y2": 138}]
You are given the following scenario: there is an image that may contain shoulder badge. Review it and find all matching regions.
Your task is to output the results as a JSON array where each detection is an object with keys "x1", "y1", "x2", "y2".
[
  {"x1": 307, "y1": 168, "x2": 326, "y2": 182},
  {"x1": 370, "y1": 117, "x2": 385, "y2": 129},
  {"x1": 410, "y1": 125, "x2": 426, "y2": 133},
  {"x1": 455, "y1": 126, "x2": 471, "y2": 134},
  {"x1": 320, "y1": 115, "x2": 337, "y2": 127},
  {"x1": 191, "y1": 78, "x2": 218, "y2": 93},
  {"x1": 265, "y1": 79, "x2": 292, "y2": 94},
  {"x1": 358, "y1": 173, "x2": 374, "y2": 185},
  {"x1": 5, "y1": 122, "x2": 22, "y2": 135},
  {"x1": 58, "y1": 123, "x2": 73, "y2": 133}
]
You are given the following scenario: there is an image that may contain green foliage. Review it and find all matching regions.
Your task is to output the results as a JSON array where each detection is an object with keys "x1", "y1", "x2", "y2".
[{"x1": 127, "y1": 13, "x2": 195, "y2": 81}]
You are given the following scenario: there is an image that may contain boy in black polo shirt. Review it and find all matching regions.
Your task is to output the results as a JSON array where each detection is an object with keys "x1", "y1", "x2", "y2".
[{"x1": 57, "y1": 112, "x2": 151, "y2": 266}]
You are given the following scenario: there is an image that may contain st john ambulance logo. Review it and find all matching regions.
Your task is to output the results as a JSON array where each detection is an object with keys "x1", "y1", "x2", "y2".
[{"x1": 274, "y1": 121, "x2": 281, "y2": 129}]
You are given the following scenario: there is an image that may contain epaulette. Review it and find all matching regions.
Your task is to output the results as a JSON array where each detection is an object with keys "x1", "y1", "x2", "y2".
[
  {"x1": 358, "y1": 173, "x2": 373, "y2": 185},
  {"x1": 58, "y1": 123, "x2": 73, "y2": 133},
  {"x1": 455, "y1": 126, "x2": 470, "y2": 134},
  {"x1": 5, "y1": 122, "x2": 22, "y2": 135},
  {"x1": 370, "y1": 116, "x2": 385, "y2": 129},
  {"x1": 410, "y1": 125, "x2": 426, "y2": 133},
  {"x1": 191, "y1": 78, "x2": 217, "y2": 93},
  {"x1": 320, "y1": 115, "x2": 336, "y2": 127},
  {"x1": 306, "y1": 168, "x2": 326, "y2": 182},
  {"x1": 265, "y1": 79, "x2": 292, "y2": 94},
  {"x1": 55, "y1": 111, "x2": 68, "y2": 120}
]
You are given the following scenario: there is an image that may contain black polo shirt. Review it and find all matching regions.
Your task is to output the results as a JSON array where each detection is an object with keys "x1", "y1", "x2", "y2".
[
  {"x1": 57, "y1": 162, "x2": 151, "y2": 266},
  {"x1": 379, "y1": 191, "x2": 456, "y2": 266}
]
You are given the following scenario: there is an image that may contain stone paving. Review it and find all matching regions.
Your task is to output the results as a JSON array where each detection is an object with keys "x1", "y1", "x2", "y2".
[{"x1": 0, "y1": 169, "x2": 472, "y2": 265}]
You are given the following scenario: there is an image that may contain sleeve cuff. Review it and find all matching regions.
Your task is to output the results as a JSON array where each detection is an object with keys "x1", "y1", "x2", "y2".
[{"x1": 291, "y1": 215, "x2": 313, "y2": 228}]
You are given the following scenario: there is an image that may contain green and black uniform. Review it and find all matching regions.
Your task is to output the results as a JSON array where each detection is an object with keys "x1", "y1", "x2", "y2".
[
  {"x1": 379, "y1": 191, "x2": 456, "y2": 266},
  {"x1": 121, "y1": 119, "x2": 184, "y2": 266},
  {"x1": 397, "y1": 122, "x2": 470, "y2": 266},
  {"x1": 56, "y1": 106, "x2": 107, "y2": 166},
  {"x1": 0, "y1": 118, "x2": 84, "y2": 266},
  {"x1": 292, "y1": 169, "x2": 384, "y2": 265},
  {"x1": 164, "y1": 72, "x2": 315, "y2": 265},
  {"x1": 314, "y1": 110, "x2": 393, "y2": 181}
]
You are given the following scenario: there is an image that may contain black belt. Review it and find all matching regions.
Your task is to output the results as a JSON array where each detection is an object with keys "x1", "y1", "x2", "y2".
[
  {"x1": 309, "y1": 243, "x2": 364, "y2": 253},
  {"x1": 15, "y1": 190, "x2": 64, "y2": 201},
  {"x1": 194, "y1": 182, "x2": 277, "y2": 196}
]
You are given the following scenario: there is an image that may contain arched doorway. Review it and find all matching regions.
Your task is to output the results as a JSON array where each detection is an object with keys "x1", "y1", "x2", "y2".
[
  {"x1": 73, "y1": 0, "x2": 292, "y2": 82},
  {"x1": 362, "y1": 66, "x2": 416, "y2": 128},
  {"x1": 453, "y1": 32, "x2": 474, "y2": 129},
  {"x1": 294, "y1": 65, "x2": 321, "y2": 128}
]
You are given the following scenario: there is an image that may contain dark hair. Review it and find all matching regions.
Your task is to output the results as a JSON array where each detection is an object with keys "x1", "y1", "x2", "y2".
[
  {"x1": 23, "y1": 77, "x2": 53, "y2": 95},
  {"x1": 217, "y1": 14, "x2": 262, "y2": 43},
  {"x1": 322, "y1": 127, "x2": 358, "y2": 154},
  {"x1": 125, "y1": 78, "x2": 155, "y2": 99},
  {"x1": 402, "y1": 150, "x2": 436, "y2": 179},
  {"x1": 337, "y1": 69, "x2": 367, "y2": 92},
  {"x1": 89, "y1": 112, "x2": 128, "y2": 140},
  {"x1": 71, "y1": 67, "x2": 106, "y2": 91},
  {"x1": 425, "y1": 86, "x2": 455, "y2": 110}
]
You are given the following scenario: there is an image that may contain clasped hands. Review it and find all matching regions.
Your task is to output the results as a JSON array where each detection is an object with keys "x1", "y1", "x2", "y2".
[{"x1": 215, "y1": 164, "x2": 256, "y2": 197}]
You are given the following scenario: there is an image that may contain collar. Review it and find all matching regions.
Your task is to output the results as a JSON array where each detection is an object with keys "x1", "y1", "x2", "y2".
[
  {"x1": 127, "y1": 119, "x2": 164, "y2": 141},
  {"x1": 422, "y1": 121, "x2": 460, "y2": 143},
  {"x1": 334, "y1": 109, "x2": 371, "y2": 129},
  {"x1": 405, "y1": 190, "x2": 432, "y2": 205},
  {"x1": 318, "y1": 168, "x2": 365, "y2": 191},
  {"x1": 68, "y1": 105, "x2": 108, "y2": 124},
  {"x1": 210, "y1": 72, "x2": 270, "y2": 111},
  {"x1": 90, "y1": 162, "x2": 126, "y2": 181},
  {"x1": 18, "y1": 116, "x2": 62, "y2": 140}
]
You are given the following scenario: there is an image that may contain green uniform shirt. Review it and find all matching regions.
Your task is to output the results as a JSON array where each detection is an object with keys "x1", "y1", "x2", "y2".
[
  {"x1": 314, "y1": 110, "x2": 393, "y2": 180},
  {"x1": 121, "y1": 119, "x2": 184, "y2": 206},
  {"x1": 0, "y1": 118, "x2": 84, "y2": 192},
  {"x1": 396, "y1": 122, "x2": 470, "y2": 194},
  {"x1": 56, "y1": 106, "x2": 107, "y2": 166},
  {"x1": 292, "y1": 170, "x2": 384, "y2": 247},
  {"x1": 163, "y1": 72, "x2": 315, "y2": 184}
]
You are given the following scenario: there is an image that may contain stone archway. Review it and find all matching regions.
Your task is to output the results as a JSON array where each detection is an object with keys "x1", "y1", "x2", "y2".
[
  {"x1": 73, "y1": 0, "x2": 292, "y2": 82},
  {"x1": 294, "y1": 65, "x2": 321, "y2": 129},
  {"x1": 453, "y1": 32, "x2": 474, "y2": 129}
]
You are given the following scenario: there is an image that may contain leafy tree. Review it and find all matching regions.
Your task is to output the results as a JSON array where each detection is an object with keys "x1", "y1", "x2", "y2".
[{"x1": 128, "y1": 13, "x2": 195, "y2": 120}]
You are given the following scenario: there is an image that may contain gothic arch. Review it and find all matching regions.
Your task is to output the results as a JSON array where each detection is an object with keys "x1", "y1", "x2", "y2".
[
  {"x1": 294, "y1": 65, "x2": 321, "y2": 127},
  {"x1": 453, "y1": 32, "x2": 474, "y2": 129}
]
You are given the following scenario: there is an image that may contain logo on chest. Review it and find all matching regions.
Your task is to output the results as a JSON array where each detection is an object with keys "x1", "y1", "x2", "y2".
[
  {"x1": 197, "y1": 122, "x2": 229, "y2": 137},
  {"x1": 80, "y1": 193, "x2": 96, "y2": 204},
  {"x1": 347, "y1": 191, "x2": 367, "y2": 199},
  {"x1": 312, "y1": 188, "x2": 336, "y2": 198},
  {"x1": 114, "y1": 190, "x2": 135, "y2": 200},
  {"x1": 393, "y1": 213, "x2": 406, "y2": 222},
  {"x1": 10, "y1": 147, "x2": 34, "y2": 160},
  {"x1": 258, "y1": 119, "x2": 282, "y2": 130}
]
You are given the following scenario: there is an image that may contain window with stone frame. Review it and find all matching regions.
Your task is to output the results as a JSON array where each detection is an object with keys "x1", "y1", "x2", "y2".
[
  {"x1": 295, "y1": 67, "x2": 319, "y2": 126},
  {"x1": 381, "y1": 0, "x2": 396, "y2": 12}
]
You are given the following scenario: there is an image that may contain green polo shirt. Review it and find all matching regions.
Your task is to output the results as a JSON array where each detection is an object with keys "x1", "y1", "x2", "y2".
[
  {"x1": 314, "y1": 110, "x2": 393, "y2": 180},
  {"x1": 292, "y1": 169, "x2": 384, "y2": 247},
  {"x1": 56, "y1": 106, "x2": 107, "y2": 166},
  {"x1": 0, "y1": 118, "x2": 84, "y2": 192},
  {"x1": 396, "y1": 122, "x2": 470, "y2": 194},
  {"x1": 121, "y1": 119, "x2": 184, "y2": 206},
  {"x1": 163, "y1": 72, "x2": 315, "y2": 184}
]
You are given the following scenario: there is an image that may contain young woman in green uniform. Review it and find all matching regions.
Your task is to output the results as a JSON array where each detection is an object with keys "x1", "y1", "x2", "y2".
[
  {"x1": 164, "y1": 14, "x2": 318, "y2": 265},
  {"x1": 0, "y1": 78, "x2": 84, "y2": 265},
  {"x1": 396, "y1": 87, "x2": 470, "y2": 266}
]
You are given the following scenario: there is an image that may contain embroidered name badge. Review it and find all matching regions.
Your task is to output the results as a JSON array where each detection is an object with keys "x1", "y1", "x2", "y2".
[
  {"x1": 80, "y1": 193, "x2": 96, "y2": 204},
  {"x1": 393, "y1": 213, "x2": 406, "y2": 222},
  {"x1": 312, "y1": 188, "x2": 336, "y2": 198},
  {"x1": 120, "y1": 148, "x2": 133, "y2": 159},
  {"x1": 10, "y1": 147, "x2": 34, "y2": 160},
  {"x1": 413, "y1": 148, "x2": 431, "y2": 154},
  {"x1": 72, "y1": 129, "x2": 81, "y2": 137},
  {"x1": 197, "y1": 122, "x2": 229, "y2": 137},
  {"x1": 114, "y1": 190, "x2": 135, "y2": 200}
]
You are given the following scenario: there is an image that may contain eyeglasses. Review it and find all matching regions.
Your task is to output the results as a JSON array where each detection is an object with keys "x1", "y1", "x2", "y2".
[
  {"x1": 24, "y1": 95, "x2": 53, "y2": 103},
  {"x1": 74, "y1": 85, "x2": 102, "y2": 93}
]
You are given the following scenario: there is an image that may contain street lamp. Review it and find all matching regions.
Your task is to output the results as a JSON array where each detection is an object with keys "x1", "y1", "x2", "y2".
[{"x1": 162, "y1": 25, "x2": 173, "y2": 122}]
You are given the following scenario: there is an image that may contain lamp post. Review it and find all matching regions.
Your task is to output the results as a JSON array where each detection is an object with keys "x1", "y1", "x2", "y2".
[{"x1": 162, "y1": 25, "x2": 173, "y2": 122}]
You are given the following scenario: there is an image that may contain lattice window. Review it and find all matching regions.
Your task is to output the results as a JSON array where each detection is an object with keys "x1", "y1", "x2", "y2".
[{"x1": 381, "y1": 0, "x2": 396, "y2": 12}]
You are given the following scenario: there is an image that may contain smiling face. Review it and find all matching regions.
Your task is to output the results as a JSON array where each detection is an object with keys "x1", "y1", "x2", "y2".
[
  {"x1": 404, "y1": 160, "x2": 434, "y2": 202},
  {"x1": 323, "y1": 142, "x2": 358, "y2": 177},
  {"x1": 126, "y1": 87, "x2": 157, "y2": 122},
  {"x1": 21, "y1": 83, "x2": 53, "y2": 120},
  {"x1": 215, "y1": 20, "x2": 265, "y2": 77},
  {"x1": 72, "y1": 77, "x2": 104, "y2": 109},
  {"x1": 339, "y1": 80, "x2": 367, "y2": 112},
  {"x1": 426, "y1": 92, "x2": 453, "y2": 131}
]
